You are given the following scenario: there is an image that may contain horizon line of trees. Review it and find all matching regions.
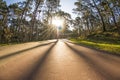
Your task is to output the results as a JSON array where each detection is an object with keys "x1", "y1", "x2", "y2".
[{"x1": 0, "y1": 0, "x2": 120, "y2": 44}]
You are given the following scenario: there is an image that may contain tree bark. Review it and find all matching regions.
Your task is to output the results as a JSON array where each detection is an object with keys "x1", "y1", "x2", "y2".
[
  {"x1": 106, "y1": 0, "x2": 120, "y2": 31},
  {"x1": 92, "y1": 0, "x2": 106, "y2": 32}
]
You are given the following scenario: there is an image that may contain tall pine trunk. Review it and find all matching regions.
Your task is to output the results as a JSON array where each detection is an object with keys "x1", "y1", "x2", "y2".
[{"x1": 92, "y1": 0, "x2": 106, "y2": 32}]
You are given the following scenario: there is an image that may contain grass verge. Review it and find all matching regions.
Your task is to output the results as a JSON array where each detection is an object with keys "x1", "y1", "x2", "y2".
[
  {"x1": 70, "y1": 38, "x2": 120, "y2": 55},
  {"x1": 0, "y1": 43, "x2": 19, "y2": 46}
]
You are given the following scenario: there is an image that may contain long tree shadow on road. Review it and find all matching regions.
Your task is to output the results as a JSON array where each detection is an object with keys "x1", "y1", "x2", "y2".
[
  {"x1": 65, "y1": 40, "x2": 120, "y2": 57},
  {"x1": 65, "y1": 42, "x2": 120, "y2": 80},
  {"x1": 0, "y1": 40, "x2": 58, "y2": 80},
  {"x1": 65, "y1": 40, "x2": 120, "y2": 63},
  {"x1": 0, "y1": 40, "x2": 57, "y2": 60},
  {"x1": 24, "y1": 40, "x2": 58, "y2": 80}
]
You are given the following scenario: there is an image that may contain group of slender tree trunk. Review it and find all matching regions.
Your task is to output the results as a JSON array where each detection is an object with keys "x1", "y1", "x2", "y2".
[
  {"x1": 0, "y1": 0, "x2": 62, "y2": 43},
  {"x1": 0, "y1": 0, "x2": 120, "y2": 43},
  {"x1": 73, "y1": 0, "x2": 120, "y2": 37}
]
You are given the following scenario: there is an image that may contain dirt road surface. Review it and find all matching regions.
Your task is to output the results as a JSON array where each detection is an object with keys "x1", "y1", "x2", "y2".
[{"x1": 0, "y1": 39, "x2": 120, "y2": 80}]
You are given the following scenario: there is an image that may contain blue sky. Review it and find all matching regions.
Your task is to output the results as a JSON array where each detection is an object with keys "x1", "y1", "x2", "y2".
[
  {"x1": 4, "y1": 0, "x2": 77, "y2": 19},
  {"x1": 60, "y1": 0, "x2": 77, "y2": 19},
  {"x1": 4, "y1": 0, "x2": 25, "y2": 5}
]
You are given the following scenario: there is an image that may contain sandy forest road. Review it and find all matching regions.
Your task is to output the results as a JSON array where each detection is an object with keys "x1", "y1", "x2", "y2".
[{"x1": 0, "y1": 39, "x2": 120, "y2": 80}]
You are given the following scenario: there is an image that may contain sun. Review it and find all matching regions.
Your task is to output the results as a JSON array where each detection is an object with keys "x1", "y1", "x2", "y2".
[{"x1": 52, "y1": 17, "x2": 64, "y2": 27}]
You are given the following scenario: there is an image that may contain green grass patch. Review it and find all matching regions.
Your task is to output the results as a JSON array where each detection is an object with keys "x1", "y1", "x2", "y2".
[
  {"x1": 0, "y1": 44, "x2": 9, "y2": 46},
  {"x1": 0, "y1": 43, "x2": 16, "y2": 46},
  {"x1": 70, "y1": 39, "x2": 120, "y2": 54}
]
